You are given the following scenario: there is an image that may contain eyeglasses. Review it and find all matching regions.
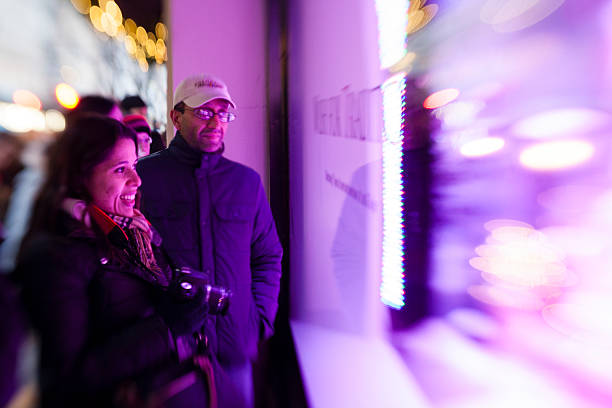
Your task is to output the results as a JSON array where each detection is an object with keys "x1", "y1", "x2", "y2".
[{"x1": 183, "y1": 107, "x2": 236, "y2": 123}]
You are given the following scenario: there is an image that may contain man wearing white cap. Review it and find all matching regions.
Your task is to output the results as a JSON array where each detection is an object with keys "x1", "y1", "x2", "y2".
[{"x1": 137, "y1": 74, "x2": 283, "y2": 407}]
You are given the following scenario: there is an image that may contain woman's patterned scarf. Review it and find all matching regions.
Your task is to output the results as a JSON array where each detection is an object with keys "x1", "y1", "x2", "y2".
[
  {"x1": 62, "y1": 198, "x2": 161, "y2": 275},
  {"x1": 106, "y1": 213, "x2": 161, "y2": 274}
]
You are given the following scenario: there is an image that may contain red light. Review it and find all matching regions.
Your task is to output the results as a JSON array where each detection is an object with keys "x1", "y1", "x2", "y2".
[{"x1": 423, "y1": 88, "x2": 460, "y2": 109}]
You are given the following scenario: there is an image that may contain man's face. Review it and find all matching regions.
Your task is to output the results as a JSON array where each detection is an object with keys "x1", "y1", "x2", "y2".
[
  {"x1": 171, "y1": 99, "x2": 230, "y2": 153},
  {"x1": 130, "y1": 106, "x2": 148, "y2": 117}
]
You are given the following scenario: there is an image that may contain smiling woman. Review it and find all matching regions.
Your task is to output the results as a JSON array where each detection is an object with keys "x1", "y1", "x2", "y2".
[
  {"x1": 86, "y1": 137, "x2": 141, "y2": 217},
  {"x1": 23, "y1": 116, "x2": 140, "y2": 234},
  {"x1": 13, "y1": 116, "x2": 236, "y2": 407}
]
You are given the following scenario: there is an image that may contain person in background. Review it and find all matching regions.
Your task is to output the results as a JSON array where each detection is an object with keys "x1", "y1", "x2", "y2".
[
  {"x1": 14, "y1": 116, "x2": 244, "y2": 407},
  {"x1": 121, "y1": 95, "x2": 166, "y2": 153},
  {"x1": 0, "y1": 132, "x2": 27, "y2": 406},
  {"x1": 137, "y1": 74, "x2": 283, "y2": 407},
  {"x1": 66, "y1": 95, "x2": 122, "y2": 125},
  {"x1": 120, "y1": 95, "x2": 148, "y2": 118},
  {"x1": 123, "y1": 114, "x2": 152, "y2": 158}
]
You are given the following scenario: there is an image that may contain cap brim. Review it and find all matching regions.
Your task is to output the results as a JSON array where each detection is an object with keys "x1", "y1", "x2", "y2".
[{"x1": 182, "y1": 94, "x2": 236, "y2": 109}]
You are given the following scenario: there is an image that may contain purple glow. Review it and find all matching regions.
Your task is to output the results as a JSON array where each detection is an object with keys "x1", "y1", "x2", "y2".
[
  {"x1": 519, "y1": 140, "x2": 595, "y2": 171},
  {"x1": 512, "y1": 108, "x2": 611, "y2": 139},
  {"x1": 543, "y1": 298, "x2": 612, "y2": 346},
  {"x1": 480, "y1": 0, "x2": 566, "y2": 32},
  {"x1": 471, "y1": 223, "x2": 573, "y2": 288},
  {"x1": 467, "y1": 284, "x2": 546, "y2": 310},
  {"x1": 436, "y1": 100, "x2": 486, "y2": 129},
  {"x1": 459, "y1": 137, "x2": 505, "y2": 158}
]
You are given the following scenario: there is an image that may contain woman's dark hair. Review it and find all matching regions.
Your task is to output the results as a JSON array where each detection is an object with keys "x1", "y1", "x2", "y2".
[{"x1": 24, "y1": 115, "x2": 138, "y2": 240}]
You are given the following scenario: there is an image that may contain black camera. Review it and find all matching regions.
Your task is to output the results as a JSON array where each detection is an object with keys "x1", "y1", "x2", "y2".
[{"x1": 174, "y1": 267, "x2": 231, "y2": 315}]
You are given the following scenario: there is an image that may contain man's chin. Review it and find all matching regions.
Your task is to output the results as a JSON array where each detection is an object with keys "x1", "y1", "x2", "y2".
[{"x1": 201, "y1": 143, "x2": 221, "y2": 153}]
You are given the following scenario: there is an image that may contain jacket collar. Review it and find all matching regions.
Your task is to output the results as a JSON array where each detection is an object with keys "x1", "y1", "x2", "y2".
[{"x1": 168, "y1": 132, "x2": 223, "y2": 169}]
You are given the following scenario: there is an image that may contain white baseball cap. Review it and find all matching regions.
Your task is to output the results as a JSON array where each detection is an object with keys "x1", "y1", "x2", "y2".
[{"x1": 172, "y1": 74, "x2": 236, "y2": 109}]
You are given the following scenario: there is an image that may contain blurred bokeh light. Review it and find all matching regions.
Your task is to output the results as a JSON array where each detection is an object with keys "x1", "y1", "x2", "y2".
[
  {"x1": 55, "y1": 83, "x2": 80, "y2": 109},
  {"x1": 12, "y1": 90, "x2": 42, "y2": 110},
  {"x1": 519, "y1": 140, "x2": 595, "y2": 171}
]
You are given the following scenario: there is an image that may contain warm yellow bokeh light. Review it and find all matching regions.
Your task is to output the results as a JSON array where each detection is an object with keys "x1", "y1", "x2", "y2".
[
  {"x1": 145, "y1": 39, "x2": 156, "y2": 57},
  {"x1": 89, "y1": 6, "x2": 104, "y2": 32},
  {"x1": 70, "y1": 0, "x2": 91, "y2": 14},
  {"x1": 406, "y1": 3, "x2": 438, "y2": 34},
  {"x1": 101, "y1": 12, "x2": 118, "y2": 36},
  {"x1": 124, "y1": 35, "x2": 137, "y2": 55},
  {"x1": 135, "y1": 47, "x2": 146, "y2": 61},
  {"x1": 136, "y1": 26, "x2": 148, "y2": 45},
  {"x1": 155, "y1": 39, "x2": 166, "y2": 59},
  {"x1": 116, "y1": 24, "x2": 126, "y2": 39},
  {"x1": 124, "y1": 18, "x2": 137, "y2": 35},
  {"x1": 105, "y1": 1, "x2": 122, "y2": 26},
  {"x1": 155, "y1": 22, "x2": 167, "y2": 41},
  {"x1": 55, "y1": 83, "x2": 80, "y2": 109},
  {"x1": 138, "y1": 58, "x2": 149, "y2": 72}
]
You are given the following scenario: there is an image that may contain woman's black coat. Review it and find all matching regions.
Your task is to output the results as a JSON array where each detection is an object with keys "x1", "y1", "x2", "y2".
[{"x1": 15, "y1": 214, "x2": 209, "y2": 407}]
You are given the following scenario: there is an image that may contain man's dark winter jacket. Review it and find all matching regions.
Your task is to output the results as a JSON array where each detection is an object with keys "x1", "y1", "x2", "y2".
[{"x1": 137, "y1": 134, "x2": 283, "y2": 368}]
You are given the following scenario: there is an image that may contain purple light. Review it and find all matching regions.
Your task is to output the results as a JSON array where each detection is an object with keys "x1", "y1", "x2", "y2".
[
  {"x1": 459, "y1": 137, "x2": 505, "y2": 158},
  {"x1": 376, "y1": 0, "x2": 412, "y2": 310},
  {"x1": 512, "y1": 108, "x2": 611, "y2": 139},
  {"x1": 519, "y1": 140, "x2": 595, "y2": 171},
  {"x1": 380, "y1": 73, "x2": 407, "y2": 309},
  {"x1": 480, "y1": 0, "x2": 566, "y2": 33}
]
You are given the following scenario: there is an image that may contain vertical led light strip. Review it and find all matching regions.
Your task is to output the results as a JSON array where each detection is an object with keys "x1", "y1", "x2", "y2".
[
  {"x1": 380, "y1": 75, "x2": 407, "y2": 309},
  {"x1": 375, "y1": 0, "x2": 409, "y2": 309}
]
